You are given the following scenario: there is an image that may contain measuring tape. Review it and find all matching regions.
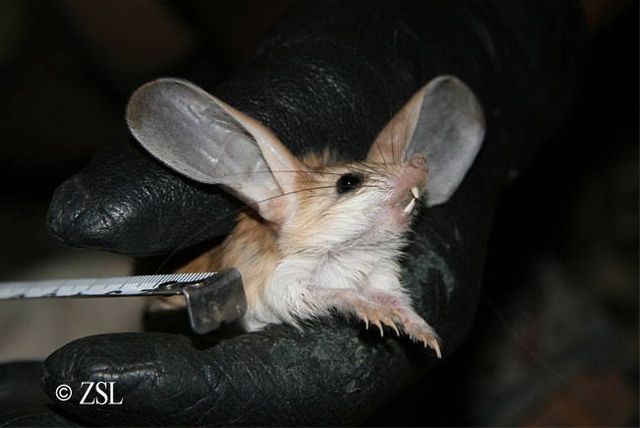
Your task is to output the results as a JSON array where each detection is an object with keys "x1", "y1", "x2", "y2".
[{"x1": 0, "y1": 269, "x2": 246, "y2": 334}]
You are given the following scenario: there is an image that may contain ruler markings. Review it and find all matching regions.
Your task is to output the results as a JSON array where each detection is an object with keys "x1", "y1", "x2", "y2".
[{"x1": 0, "y1": 273, "x2": 219, "y2": 299}]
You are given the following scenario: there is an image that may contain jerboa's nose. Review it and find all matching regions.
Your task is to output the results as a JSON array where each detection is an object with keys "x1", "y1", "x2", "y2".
[{"x1": 409, "y1": 153, "x2": 426, "y2": 169}]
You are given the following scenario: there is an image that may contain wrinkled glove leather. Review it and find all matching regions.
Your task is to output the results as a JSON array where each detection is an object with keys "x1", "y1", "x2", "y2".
[{"x1": 30, "y1": 0, "x2": 586, "y2": 426}]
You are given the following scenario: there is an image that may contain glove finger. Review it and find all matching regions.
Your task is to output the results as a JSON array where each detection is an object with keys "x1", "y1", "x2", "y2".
[
  {"x1": 47, "y1": 141, "x2": 241, "y2": 256},
  {"x1": 41, "y1": 325, "x2": 436, "y2": 426}
]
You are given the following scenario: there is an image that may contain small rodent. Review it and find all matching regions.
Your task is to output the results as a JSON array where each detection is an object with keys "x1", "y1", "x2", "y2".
[{"x1": 126, "y1": 76, "x2": 485, "y2": 358}]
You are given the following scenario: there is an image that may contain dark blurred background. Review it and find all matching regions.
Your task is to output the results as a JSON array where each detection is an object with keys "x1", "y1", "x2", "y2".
[{"x1": 0, "y1": 0, "x2": 636, "y2": 426}]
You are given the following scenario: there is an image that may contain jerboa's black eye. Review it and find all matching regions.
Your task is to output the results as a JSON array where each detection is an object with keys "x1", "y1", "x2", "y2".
[{"x1": 336, "y1": 172, "x2": 364, "y2": 194}]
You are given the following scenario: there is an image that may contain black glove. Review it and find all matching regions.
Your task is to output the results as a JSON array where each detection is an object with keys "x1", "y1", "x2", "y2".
[{"x1": 8, "y1": 1, "x2": 585, "y2": 426}]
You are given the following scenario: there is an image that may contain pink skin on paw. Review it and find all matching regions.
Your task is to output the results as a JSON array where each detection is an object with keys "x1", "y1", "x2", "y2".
[{"x1": 328, "y1": 289, "x2": 441, "y2": 358}]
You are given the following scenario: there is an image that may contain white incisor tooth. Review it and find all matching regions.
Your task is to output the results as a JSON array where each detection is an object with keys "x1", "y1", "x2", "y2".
[
  {"x1": 411, "y1": 186, "x2": 420, "y2": 199},
  {"x1": 402, "y1": 197, "x2": 416, "y2": 215}
]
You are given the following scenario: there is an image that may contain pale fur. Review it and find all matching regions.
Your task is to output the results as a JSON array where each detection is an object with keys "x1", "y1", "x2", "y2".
[{"x1": 180, "y1": 152, "x2": 425, "y2": 332}]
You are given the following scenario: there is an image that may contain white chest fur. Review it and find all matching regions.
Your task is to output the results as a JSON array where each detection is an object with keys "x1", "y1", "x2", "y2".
[{"x1": 242, "y1": 229, "x2": 408, "y2": 331}]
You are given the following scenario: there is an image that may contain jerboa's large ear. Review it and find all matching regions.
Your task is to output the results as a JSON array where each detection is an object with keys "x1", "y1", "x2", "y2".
[
  {"x1": 368, "y1": 76, "x2": 485, "y2": 206},
  {"x1": 126, "y1": 78, "x2": 306, "y2": 223}
]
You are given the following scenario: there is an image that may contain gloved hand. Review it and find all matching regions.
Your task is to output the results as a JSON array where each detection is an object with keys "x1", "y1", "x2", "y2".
[{"x1": 23, "y1": 1, "x2": 585, "y2": 425}]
